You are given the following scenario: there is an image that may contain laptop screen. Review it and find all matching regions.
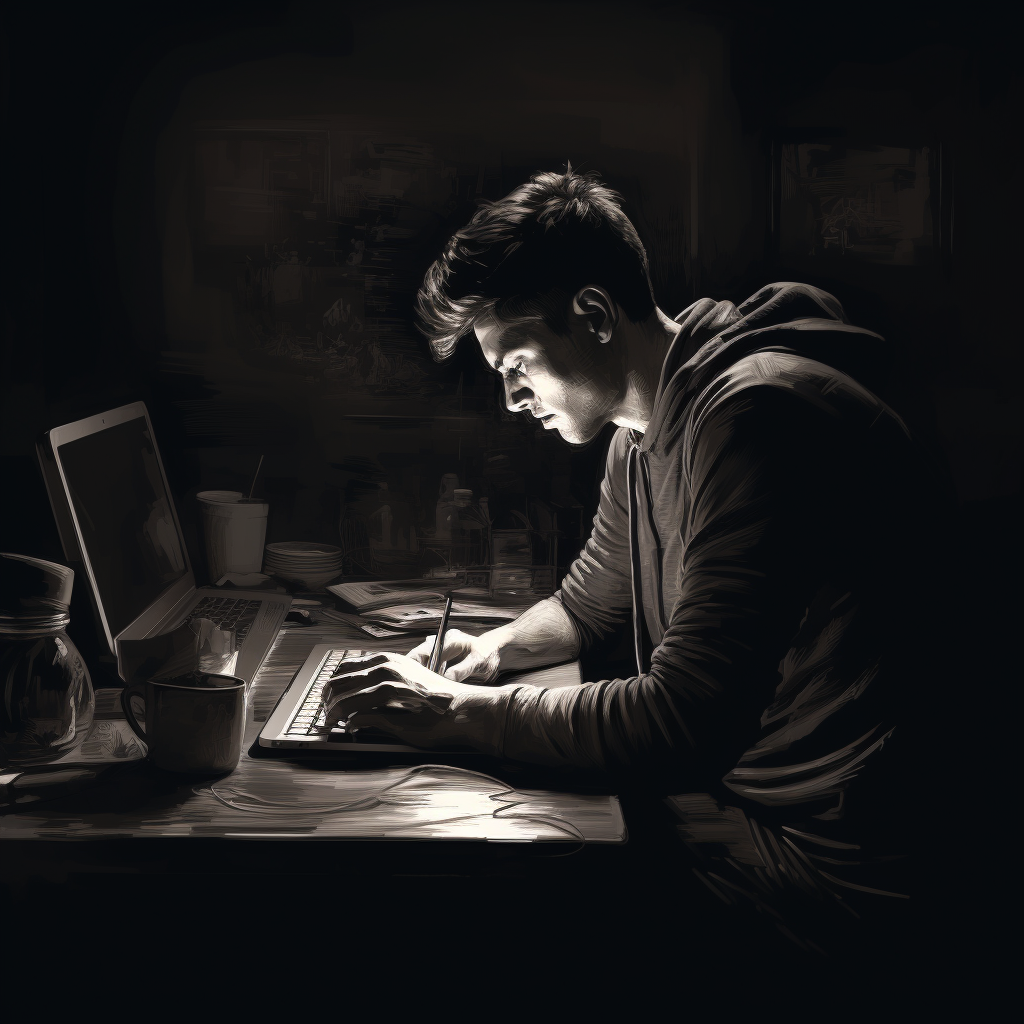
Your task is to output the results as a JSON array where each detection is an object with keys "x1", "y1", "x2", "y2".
[{"x1": 57, "y1": 416, "x2": 188, "y2": 640}]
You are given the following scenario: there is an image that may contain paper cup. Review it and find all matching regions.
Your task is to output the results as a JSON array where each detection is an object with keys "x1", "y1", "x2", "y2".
[{"x1": 197, "y1": 491, "x2": 268, "y2": 580}]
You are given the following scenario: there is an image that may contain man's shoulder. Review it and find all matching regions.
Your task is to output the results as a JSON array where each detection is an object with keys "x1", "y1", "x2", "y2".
[
  {"x1": 696, "y1": 349, "x2": 886, "y2": 418},
  {"x1": 603, "y1": 425, "x2": 635, "y2": 469},
  {"x1": 706, "y1": 348, "x2": 865, "y2": 393},
  {"x1": 652, "y1": 349, "x2": 896, "y2": 458}
]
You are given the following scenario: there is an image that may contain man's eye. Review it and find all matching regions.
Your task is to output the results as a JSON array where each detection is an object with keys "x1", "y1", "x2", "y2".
[{"x1": 505, "y1": 362, "x2": 525, "y2": 382}]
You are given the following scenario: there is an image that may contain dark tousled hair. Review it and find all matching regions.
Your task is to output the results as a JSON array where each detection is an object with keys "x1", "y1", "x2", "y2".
[{"x1": 416, "y1": 168, "x2": 655, "y2": 361}]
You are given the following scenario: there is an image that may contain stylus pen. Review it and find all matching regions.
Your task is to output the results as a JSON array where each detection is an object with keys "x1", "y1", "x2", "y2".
[{"x1": 427, "y1": 593, "x2": 454, "y2": 674}]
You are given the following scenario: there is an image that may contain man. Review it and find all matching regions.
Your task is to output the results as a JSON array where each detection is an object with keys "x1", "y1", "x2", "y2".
[{"x1": 323, "y1": 170, "x2": 939, "y2": 922}]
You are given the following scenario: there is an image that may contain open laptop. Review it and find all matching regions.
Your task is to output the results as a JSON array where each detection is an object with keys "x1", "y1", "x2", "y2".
[
  {"x1": 260, "y1": 644, "x2": 582, "y2": 753},
  {"x1": 37, "y1": 401, "x2": 290, "y2": 685}
]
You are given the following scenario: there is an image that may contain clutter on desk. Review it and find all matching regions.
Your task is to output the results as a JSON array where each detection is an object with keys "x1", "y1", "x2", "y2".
[
  {"x1": 327, "y1": 577, "x2": 448, "y2": 612},
  {"x1": 432, "y1": 475, "x2": 492, "y2": 566},
  {"x1": 214, "y1": 571, "x2": 273, "y2": 587},
  {"x1": 1, "y1": 766, "x2": 101, "y2": 810},
  {"x1": 0, "y1": 553, "x2": 95, "y2": 768},
  {"x1": 118, "y1": 615, "x2": 238, "y2": 684},
  {"x1": 192, "y1": 617, "x2": 239, "y2": 675},
  {"x1": 197, "y1": 490, "x2": 269, "y2": 580},
  {"x1": 490, "y1": 565, "x2": 555, "y2": 596},
  {"x1": 263, "y1": 540, "x2": 344, "y2": 589},
  {"x1": 426, "y1": 563, "x2": 554, "y2": 597},
  {"x1": 434, "y1": 473, "x2": 460, "y2": 544},
  {"x1": 328, "y1": 565, "x2": 554, "y2": 613},
  {"x1": 363, "y1": 596, "x2": 530, "y2": 629},
  {"x1": 491, "y1": 526, "x2": 532, "y2": 565},
  {"x1": 313, "y1": 605, "x2": 406, "y2": 637},
  {"x1": 358, "y1": 621, "x2": 407, "y2": 638},
  {"x1": 1, "y1": 689, "x2": 142, "y2": 812},
  {"x1": 31, "y1": 686, "x2": 144, "y2": 754}
]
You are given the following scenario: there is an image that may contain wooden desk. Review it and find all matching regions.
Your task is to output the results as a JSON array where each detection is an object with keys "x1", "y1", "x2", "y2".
[
  {"x1": 0, "y1": 625, "x2": 759, "y2": 982},
  {"x1": 0, "y1": 630, "x2": 931, "y2": 993},
  {"x1": 0, "y1": 621, "x2": 625, "y2": 845}
]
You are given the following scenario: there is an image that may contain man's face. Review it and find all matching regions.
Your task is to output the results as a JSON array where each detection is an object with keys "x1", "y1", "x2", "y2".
[{"x1": 474, "y1": 310, "x2": 621, "y2": 445}]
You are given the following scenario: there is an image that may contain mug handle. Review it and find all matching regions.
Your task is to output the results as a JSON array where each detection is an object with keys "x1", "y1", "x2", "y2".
[{"x1": 120, "y1": 682, "x2": 148, "y2": 741}]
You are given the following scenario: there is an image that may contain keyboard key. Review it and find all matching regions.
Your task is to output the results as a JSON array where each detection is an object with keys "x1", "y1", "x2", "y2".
[{"x1": 285, "y1": 649, "x2": 369, "y2": 733}]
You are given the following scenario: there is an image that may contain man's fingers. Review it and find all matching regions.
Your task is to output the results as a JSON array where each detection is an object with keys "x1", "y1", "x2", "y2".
[
  {"x1": 323, "y1": 682, "x2": 401, "y2": 724},
  {"x1": 439, "y1": 628, "x2": 474, "y2": 656},
  {"x1": 344, "y1": 711, "x2": 403, "y2": 738},
  {"x1": 329, "y1": 652, "x2": 389, "y2": 675},
  {"x1": 442, "y1": 658, "x2": 484, "y2": 682},
  {"x1": 409, "y1": 629, "x2": 474, "y2": 667},
  {"x1": 322, "y1": 664, "x2": 395, "y2": 704},
  {"x1": 406, "y1": 640, "x2": 434, "y2": 666}
]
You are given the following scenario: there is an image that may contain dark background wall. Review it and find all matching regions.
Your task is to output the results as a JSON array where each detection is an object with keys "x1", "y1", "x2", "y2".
[
  {"x1": 2, "y1": 2, "x2": 1021, "y2": 670},
  {"x1": 1, "y1": 4, "x2": 1020, "y2": 1000}
]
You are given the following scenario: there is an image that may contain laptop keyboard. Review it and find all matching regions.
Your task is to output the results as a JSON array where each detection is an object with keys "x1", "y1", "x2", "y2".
[
  {"x1": 287, "y1": 649, "x2": 366, "y2": 736},
  {"x1": 188, "y1": 597, "x2": 261, "y2": 649}
]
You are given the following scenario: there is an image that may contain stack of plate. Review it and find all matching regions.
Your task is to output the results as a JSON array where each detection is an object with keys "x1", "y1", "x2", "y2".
[{"x1": 263, "y1": 542, "x2": 344, "y2": 590}]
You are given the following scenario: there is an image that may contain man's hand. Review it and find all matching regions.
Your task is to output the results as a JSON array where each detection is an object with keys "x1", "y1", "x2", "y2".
[
  {"x1": 406, "y1": 600, "x2": 582, "y2": 683},
  {"x1": 324, "y1": 602, "x2": 581, "y2": 749},
  {"x1": 406, "y1": 628, "x2": 502, "y2": 683},
  {"x1": 320, "y1": 653, "x2": 504, "y2": 751}
]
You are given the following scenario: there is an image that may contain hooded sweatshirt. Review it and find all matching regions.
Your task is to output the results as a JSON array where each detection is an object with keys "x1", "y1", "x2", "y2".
[{"x1": 497, "y1": 282, "x2": 939, "y2": 865}]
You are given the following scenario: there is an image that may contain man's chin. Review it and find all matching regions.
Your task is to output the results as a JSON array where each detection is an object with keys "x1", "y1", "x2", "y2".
[{"x1": 555, "y1": 421, "x2": 599, "y2": 446}]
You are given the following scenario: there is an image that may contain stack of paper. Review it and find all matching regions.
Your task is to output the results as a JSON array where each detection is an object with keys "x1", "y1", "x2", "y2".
[
  {"x1": 366, "y1": 598, "x2": 527, "y2": 628},
  {"x1": 327, "y1": 579, "x2": 533, "y2": 630},
  {"x1": 327, "y1": 579, "x2": 447, "y2": 611}
]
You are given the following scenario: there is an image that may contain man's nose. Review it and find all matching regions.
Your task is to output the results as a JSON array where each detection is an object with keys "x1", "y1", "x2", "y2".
[{"x1": 504, "y1": 382, "x2": 533, "y2": 412}]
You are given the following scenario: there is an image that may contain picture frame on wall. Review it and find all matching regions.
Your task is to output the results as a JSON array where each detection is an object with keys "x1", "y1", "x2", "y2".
[{"x1": 769, "y1": 133, "x2": 953, "y2": 275}]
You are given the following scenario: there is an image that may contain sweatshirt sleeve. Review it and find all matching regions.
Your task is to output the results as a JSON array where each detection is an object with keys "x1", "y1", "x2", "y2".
[
  {"x1": 501, "y1": 379, "x2": 845, "y2": 785},
  {"x1": 552, "y1": 426, "x2": 635, "y2": 649}
]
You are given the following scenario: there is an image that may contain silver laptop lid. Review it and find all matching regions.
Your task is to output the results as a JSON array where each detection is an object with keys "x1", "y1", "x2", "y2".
[{"x1": 41, "y1": 402, "x2": 195, "y2": 654}]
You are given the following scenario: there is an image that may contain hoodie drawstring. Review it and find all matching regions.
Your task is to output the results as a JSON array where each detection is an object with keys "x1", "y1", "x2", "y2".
[{"x1": 626, "y1": 441, "x2": 645, "y2": 676}]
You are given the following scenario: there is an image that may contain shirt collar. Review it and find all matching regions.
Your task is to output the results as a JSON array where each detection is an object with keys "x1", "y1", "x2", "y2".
[
  {"x1": 637, "y1": 299, "x2": 744, "y2": 454},
  {"x1": 636, "y1": 321, "x2": 691, "y2": 455}
]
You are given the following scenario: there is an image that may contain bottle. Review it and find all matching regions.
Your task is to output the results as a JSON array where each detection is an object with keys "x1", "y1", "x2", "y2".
[
  {"x1": 434, "y1": 473, "x2": 460, "y2": 545},
  {"x1": 452, "y1": 488, "x2": 473, "y2": 566},
  {"x1": 370, "y1": 482, "x2": 393, "y2": 549},
  {"x1": 0, "y1": 554, "x2": 94, "y2": 766},
  {"x1": 479, "y1": 497, "x2": 491, "y2": 565}
]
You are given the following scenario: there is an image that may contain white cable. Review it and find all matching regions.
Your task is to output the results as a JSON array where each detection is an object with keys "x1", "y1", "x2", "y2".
[{"x1": 199, "y1": 762, "x2": 587, "y2": 843}]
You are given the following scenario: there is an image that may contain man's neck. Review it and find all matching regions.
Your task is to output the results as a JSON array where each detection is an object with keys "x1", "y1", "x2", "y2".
[{"x1": 612, "y1": 307, "x2": 680, "y2": 433}]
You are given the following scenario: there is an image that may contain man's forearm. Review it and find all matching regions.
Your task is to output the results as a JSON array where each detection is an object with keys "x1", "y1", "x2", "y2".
[{"x1": 480, "y1": 597, "x2": 581, "y2": 672}]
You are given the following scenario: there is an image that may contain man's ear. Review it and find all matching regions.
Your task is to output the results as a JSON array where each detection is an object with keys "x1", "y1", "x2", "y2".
[{"x1": 571, "y1": 286, "x2": 618, "y2": 344}]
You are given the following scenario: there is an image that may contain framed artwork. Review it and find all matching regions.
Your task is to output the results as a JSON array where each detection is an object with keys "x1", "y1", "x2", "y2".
[{"x1": 770, "y1": 135, "x2": 952, "y2": 271}]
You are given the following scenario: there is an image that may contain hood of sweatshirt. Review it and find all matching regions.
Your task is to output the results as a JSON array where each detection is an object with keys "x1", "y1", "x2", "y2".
[{"x1": 639, "y1": 281, "x2": 889, "y2": 454}]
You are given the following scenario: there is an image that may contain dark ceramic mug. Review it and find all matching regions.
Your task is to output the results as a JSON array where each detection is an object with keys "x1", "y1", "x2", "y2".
[{"x1": 120, "y1": 673, "x2": 246, "y2": 774}]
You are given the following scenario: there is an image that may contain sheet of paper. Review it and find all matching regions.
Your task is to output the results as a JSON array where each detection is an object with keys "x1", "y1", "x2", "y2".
[
  {"x1": 316, "y1": 607, "x2": 406, "y2": 636},
  {"x1": 365, "y1": 598, "x2": 529, "y2": 627},
  {"x1": 327, "y1": 579, "x2": 446, "y2": 611}
]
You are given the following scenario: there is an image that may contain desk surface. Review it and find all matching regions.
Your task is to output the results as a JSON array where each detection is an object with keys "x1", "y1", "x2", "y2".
[{"x1": 0, "y1": 621, "x2": 625, "y2": 844}]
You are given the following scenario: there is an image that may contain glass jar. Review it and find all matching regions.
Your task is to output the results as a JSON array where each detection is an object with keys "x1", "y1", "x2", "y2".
[{"x1": 0, "y1": 554, "x2": 94, "y2": 766}]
